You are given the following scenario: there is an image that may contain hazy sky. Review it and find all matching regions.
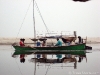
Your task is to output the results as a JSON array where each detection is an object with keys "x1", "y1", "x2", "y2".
[{"x1": 0, "y1": 0, "x2": 100, "y2": 38}]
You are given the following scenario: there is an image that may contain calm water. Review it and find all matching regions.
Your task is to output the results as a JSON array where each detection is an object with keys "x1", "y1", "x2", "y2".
[{"x1": 0, "y1": 44, "x2": 100, "y2": 75}]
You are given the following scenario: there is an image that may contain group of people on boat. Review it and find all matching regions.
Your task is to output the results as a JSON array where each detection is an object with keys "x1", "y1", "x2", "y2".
[
  {"x1": 19, "y1": 36, "x2": 84, "y2": 47},
  {"x1": 19, "y1": 38, "x2": 63, "y2": 47},
  {"x1": 36, "y1": 38, "x2": 63, "y2": 47}
]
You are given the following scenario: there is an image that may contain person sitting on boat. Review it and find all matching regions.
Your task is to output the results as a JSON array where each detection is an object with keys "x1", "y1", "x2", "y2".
[
  {"x1": 55, "y1": 38, "x2": 62, "y2": 46},
  {"x1": 36, "y1": 40, "x2": 41, "y2": 47},
  {"x1": 78, "y1": 36, "x2": 82, "y2": 44},
  {"x1": 19, "y1": 39, "x2": 25, "y2": 46},
  {"x1": 42, "y1": 40, "x2": 46, "y2": 47}
]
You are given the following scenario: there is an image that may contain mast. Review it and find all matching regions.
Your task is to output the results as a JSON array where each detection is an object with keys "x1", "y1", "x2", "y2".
[
  {"x1": 33, "y1": 0, "x2": 36, "y2": 38},
  {"x1": 33, "y1": 0, "x2": 36, "y2": 75}
]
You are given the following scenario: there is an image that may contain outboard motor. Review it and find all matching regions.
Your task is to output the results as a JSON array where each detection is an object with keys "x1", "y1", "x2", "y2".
[{"x1": 85, "y1": 46, "x2": 92, "y2": 50}]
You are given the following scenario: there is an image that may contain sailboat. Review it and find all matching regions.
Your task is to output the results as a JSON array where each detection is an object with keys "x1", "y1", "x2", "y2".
[{"x1": 12, "y1": 0, "x2": 86, "y2": 51}]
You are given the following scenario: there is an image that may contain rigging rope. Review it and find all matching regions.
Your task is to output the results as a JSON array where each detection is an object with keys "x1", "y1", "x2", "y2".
[
  {"x1": 44, "y1": 64, "x2": 51, "y2": 75},
  {"x1": 34, "y1": 0, "x2": 55, "y2": 45},
  {"x1": 15, "y1": 0, "x2": 55, "y2": 45},
  {"x1": 44, "y1": 54, "x2": 54, "y2": 75},
  {"x1": 15, "y1": 58, "x2": 23, "y2": 75},
  {"x1": 16, "y1": 0, "x2": 33, "y2": 40},
  {"x1": 34, "y1": 0, "x2": 50, "y2": 33}
]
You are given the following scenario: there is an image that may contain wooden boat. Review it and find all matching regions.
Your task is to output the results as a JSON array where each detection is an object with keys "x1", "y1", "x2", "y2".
[
  {"x1": 13, "y1": 43, "x2": 86, "y2": 51},
  {"x1": 13, "y1": 49, "x2": 86, "y2": 55}
]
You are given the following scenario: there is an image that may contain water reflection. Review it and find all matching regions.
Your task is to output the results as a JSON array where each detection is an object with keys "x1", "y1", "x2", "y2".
[
  {"x1": 12, "y1": 50, "x2": 88, "y2": 69},
  {"x1": 20, "y1": 54, "x2": 25, "y2": 63}
]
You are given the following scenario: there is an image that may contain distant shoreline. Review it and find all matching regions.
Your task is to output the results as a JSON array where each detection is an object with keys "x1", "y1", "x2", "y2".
[
  {"x1": 0, "y1": 42, "x2": 100, "y2": 45},
  {"x1": 0, "y1": 37, "x2": 100, "y2": 45}
]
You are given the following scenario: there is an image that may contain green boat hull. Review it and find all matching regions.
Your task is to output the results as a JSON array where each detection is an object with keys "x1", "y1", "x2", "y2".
[
  {"x1": 13, "y1": 50, "x2": 86, "y2": 55},
  {"x1": 13, "y1": 43, "x2": 86, "y2": 51}
]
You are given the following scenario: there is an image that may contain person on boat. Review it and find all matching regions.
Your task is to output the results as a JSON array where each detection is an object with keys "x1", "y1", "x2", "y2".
[
  {"x1": 19, "y1": 39, "x2": 25, "y2": 46},
  {"x1": 78, "y1": 36, "x2": 82, "y2": 44},
  {"x1": 36, "y1": 40, "x2": 41, "y2": 47},
  {"x1": 81, "y1": 38, "x2": 83, "y2": 43},
  {"x1": 42, "y1": 40, "x2": 46, "y2": 47},
  {"x1": 62, "y1": 38, "x2": 71, "y2": 46},
  {"x1": 55, "y1": 38, "x2": 62, "y2": 46}
]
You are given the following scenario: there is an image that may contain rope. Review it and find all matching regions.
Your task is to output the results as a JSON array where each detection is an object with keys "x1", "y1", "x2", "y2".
[
  {"x1": 14, "y1": 57, "x2": 23, "y2": 75},
  {"x1": 11, "y1": 50, "x2": 23, "y2": 75},
  {"x1": 45, "y1": 64, "x2": 51, "y2": 75},
  {"x1": 34, "y1": 0, "x2": 55, "y2": 45},
  {"x1": 34, "y1": 0, "x2": 50, "y2": 33},
  {"x1": 15, "y1": 0, "x2": 33, "y2": 40},
  {"x1": 44, "y1": 54, "x2": 54, "y2": 75}
]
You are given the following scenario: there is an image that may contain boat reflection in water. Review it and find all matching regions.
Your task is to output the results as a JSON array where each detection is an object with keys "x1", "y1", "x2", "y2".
[
  {"x1": 30, "y1": 54, "x2": 78, "y2": 69},
  {"x1": 12, "y1": 50, "x2": 88, "y2": 69}
]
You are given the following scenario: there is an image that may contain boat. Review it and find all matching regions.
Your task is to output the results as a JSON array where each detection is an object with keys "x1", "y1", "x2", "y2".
[
  {"x1": 13, "y1": 48, "x2": 86, "y2": 55},
  {"x1": 12, "y1": 0, "x2": 87, "y2": 51},
  {"x1": 13, "y1": 43, "x2": 86, "y2": 51}
]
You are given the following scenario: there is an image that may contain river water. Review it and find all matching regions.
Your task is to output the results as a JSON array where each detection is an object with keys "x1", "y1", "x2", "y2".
[{"x1": 0, "y1": 44, "x2": 100, "y2": 75}]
